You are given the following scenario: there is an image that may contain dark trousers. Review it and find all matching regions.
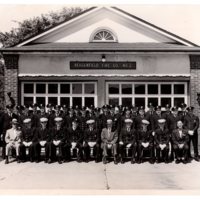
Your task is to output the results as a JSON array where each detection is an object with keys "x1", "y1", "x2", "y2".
[
  {"x1": 119, "y1": 143, "x2": 137, "y2": 159},
  {"x1": 155, "y1": 145, "x2": 169, "y2": 161},
  {"x1": 64, "y1": 142, "x2": 83, "y2": 161},
  {"x1": 138, "y1": 144, "x2": 153, "y2": 161},
  {"x1": 189, "y1": 133, "x2": 199, "y2": 157},
  {"x1": 49, "y1": 141, "x2": 65, "y2": 161},
  {"x1": 37, "y1": 142, "x2": 51, "y2": 160},
  {"x1": 20, "y1": 143, "x2": 34, "y2": 161},
  {"x1": 173, "y1": 144, "x2": 189, "y2": 160},
  {"x1": 83, "y1": 143, "x2": 100, "y2": 160}
]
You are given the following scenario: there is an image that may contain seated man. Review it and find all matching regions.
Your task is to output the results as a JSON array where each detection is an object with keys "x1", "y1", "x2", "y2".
[
  {"x1": 65, "y1": 120, "x2": 83, "y2": 162},
  {"x1": 35, "y1": 117, "x2": 51, "y2": 163},
  {"x1": 5, "y1": 118, "x2": 22, "y2": 164},
  {"x1": 101, "y1": 119, "x2": 118, "y2": 164},
  {"x1": 20, "y1": 118, "x2": 35, "y2": 162},
  {"x1": 49, "y1": 117, "x2": 66, "y2": 164},
  {"x1": 83, "y1": 119, "x2": 101, "y2": 163},
  {"x1": 172, "y1": 120, "x2": 189, "y2": 164},
  {"x1": 137, "y1": 119, "x2": 154, "y2": 164},
  {"x1": 154, "y1": 119, "x2": 170, "y2": 163},
  {"x1": 119, "y1": 119, "x2": 137, "y2": 164}
]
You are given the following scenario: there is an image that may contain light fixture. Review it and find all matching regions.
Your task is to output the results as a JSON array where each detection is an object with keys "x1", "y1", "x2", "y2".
[
  {"x1": 197, "y1": 93, "x2": 200, "y2": 106},
  {"x1": 102, "y1": 54, "x2": 106, "y2": 62}
]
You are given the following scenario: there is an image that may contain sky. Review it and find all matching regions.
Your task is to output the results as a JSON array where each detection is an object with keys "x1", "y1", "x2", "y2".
[{"x1": 0, "y1": 3, "x2": 200, "y2": 45}]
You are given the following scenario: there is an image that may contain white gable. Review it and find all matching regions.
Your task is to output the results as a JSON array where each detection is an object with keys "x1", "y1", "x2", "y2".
[{"x1": 17, "y1": 7, "x2": 195, "y2": 47}]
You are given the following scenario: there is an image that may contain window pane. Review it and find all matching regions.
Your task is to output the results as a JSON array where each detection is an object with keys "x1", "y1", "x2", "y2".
[
  {"x1": 174, "y1": 84, "x2": 185, "y2": 94},
  {"x1": 24, "y1": 84, "x2": 34, "y2": 94},
  {"x1": 60, "y1": 97, "x2": 70, "y2": 107},
  {"x1": 85, "y1": 84, "x2": 95, "y2": 94},
  {"x1": 109, "y1": 84, "x2": 119, "y2": 94},
  {"x1": 48, "y1": 84, "x2": 58, "y2": 94},
  {"x1": 36, "y1": 84, "x2": 46, "y2": 94},
  {"x1": 148, "y1": 84, "x2": 158, "y2": 94},
  {"x1": 72, "y1": 84, "x2": 82, "y2": 94},
  {"x1": 36, "y1": 97, "x2": 45, "y2": 105},
  {"x1": 72, "y1": 97, "x2": 82, "y2": 107},
  {"x1": 109, "y1": 98, "x2": 119, "y2": 106},
  {"x1": 148, "y1": 98, "x2": 158, "y2": 107},
  {"x1": 24, "y1": 97, "x2": 33, "y2": 106},
  {"x1": 122, "y1": 84, "x2": 132, "y2": 94},
  {"x1": 135, "y1": 98, "x2": 145, "y2": 107},
  {"x1": 161, "y1": 84, "x2": 171, "y2": 94},
  {"x1": 48, "y1": 97, "x2": 58, "y2": 105},
  {"x1": 161, "y1": 98, "x2": 171, "y2": 107},
  {"x1": 122, "y1": 98, "x2": 132, "y2": 107},
  {"x1": 85, "y1": 97, "x2": 94, "y2": 107},
  {"x1": 60, "y1": 84, "x2": 70, "y2": 94},
  {"x1": 174, "y1": 98, "x2": 185, "y2": 107},
  {"x1": 135, "y1": 84, "x2": 145, "y2": 94}
]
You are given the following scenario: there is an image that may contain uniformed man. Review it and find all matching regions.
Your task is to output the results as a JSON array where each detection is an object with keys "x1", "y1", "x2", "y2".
[
  {"x1": 5, "y1": 118, "x2": 22, "y2": 164},
  {"x1": 121, "y1": 106, "x2": 135, "y2": 130},
  {"x1": 184, "y1": 106, "x2": 200, "y2": 161},
  {"x1": 20, "y1": 118, "x2": 35, "y2": 162},
  {"x1": 65, "y1": 119, "x2": 83, "y2": 162},
  {"x1": 135, "y1": 106, "x2": 146, "y2": 130},
  {"x1": 83, "y1": 119, "x2": 101, "y2": 163},
  {"x1": 29, "y1": 104, "x2": 40, "y2": 128},
  {"x1": 172, "y1": 120, "x2": 189, "y2": 164},
  {"x1": 154, "y1": 119, "x2": 170, "y2": 163},
  {"x1": 37, "y1": 104, "x2": 49, "y2": 120},
  {"x1": 49, "y1": 117, "x2": 66, "y2": 164},
  {"x1": 99, "y1": 105, "x2": 110, "y2": 130},
  {"x1": 178, "y1": 103, "x2": 187, "y2": 121},
  {"x1": 145, "y1": 103, "x2": 155, "y2": 128},
  {"x1": 152, "y1": 106, "x2": 163, "y2": 132},
  {"x1": 48, "y1": 105, "x2": 63, "y2": 129},
  {"x1": 162, "y1": 104, "x2": 171, "y2": 120},
  {"x1": 101, "y1": 119, "x2": 118, "y2": 164},
  {"x1": 63, "y1": 107, "x2": 76, "y2": 129},
  {"x1": 119, "y1": 119, "x2": 137, "y2": 164},
  {"x1": 35, "y1": 117, "x2": 51, "y2": 163},
  {"x1": 137, "y1": 119, "x2": 154, "y2": 164}
]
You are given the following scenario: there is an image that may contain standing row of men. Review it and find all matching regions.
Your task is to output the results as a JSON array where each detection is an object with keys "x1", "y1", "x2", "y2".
[{"x1": 0, "y1": 102, "x2": 199, "y2": 164}]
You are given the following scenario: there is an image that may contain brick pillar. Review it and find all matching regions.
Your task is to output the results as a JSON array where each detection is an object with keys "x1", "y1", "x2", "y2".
[
  {"x1": 3, "y1": 54, "x2": 19, "y2": 106},
  {"x1": 0, "y1": 61, "x2": 4, "y2": 110}
]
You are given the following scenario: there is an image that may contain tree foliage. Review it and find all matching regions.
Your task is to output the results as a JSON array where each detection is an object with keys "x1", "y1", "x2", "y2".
[{"x1": 0, "y1": 7, "x2": 87, "y2": 47}]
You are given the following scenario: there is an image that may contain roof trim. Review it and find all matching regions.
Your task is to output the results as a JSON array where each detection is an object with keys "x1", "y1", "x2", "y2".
[
  {"x1": 14, "y1": 6, "x2": 97, "y2": 47},
  {"x1": 112, "y1": 6, "x2": 198, "y2": 47}
]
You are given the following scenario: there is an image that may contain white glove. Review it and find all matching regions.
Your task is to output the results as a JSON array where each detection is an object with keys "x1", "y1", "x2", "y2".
[
  {"x1": 88, "y1": 142, "x2": 96, "y2": 147},
  {"x1": 107, "y1": 143, "x2": 112, "y2": 149},
  {"x1": 188, "y1": 130, "x2": 194, "y2": 136},
  {"x1": 119, "y1": 141, "x2": 123, "y2": 145},
  {"x1": 179, "y1": 144, "x2": 184, "y2": 149},
  {"x1": 72, "y1": 142, "x2": 77, "y2": 149},
  {"x1": 152, "y1": 132, "x2": 155, "y2": 136},
  {"x1": 159, "y1": 144, "x2": 166, "y2": 150},
  {"x1": 53, "y1": 140, "x2": 60, "y2": 146},
  {"x1": 40, "y1": 141, "x2": 46, "y2": 146},
  {"x1": 126, "y1": 143, "x2": 132, "y2": 148}
]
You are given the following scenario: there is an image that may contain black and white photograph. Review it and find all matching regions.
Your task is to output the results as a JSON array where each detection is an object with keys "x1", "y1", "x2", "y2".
[{"x1": 0, "y1": 1, "x2": 200, "y2": 196}]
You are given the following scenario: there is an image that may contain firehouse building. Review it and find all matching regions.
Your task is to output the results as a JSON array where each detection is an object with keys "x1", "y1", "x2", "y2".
[{"x1": 1, "y1": 6, "x2": 200, "y2": 115}]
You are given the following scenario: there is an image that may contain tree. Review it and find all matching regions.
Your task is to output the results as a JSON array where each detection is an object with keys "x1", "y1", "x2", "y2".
[{"x1": 0, "y1": 6, "x2": 88, "y2": 47}]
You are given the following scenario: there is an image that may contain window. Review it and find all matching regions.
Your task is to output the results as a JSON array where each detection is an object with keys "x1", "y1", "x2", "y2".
[
  {"x1": 107, "y1": 82, "x2": 188, "y2": 110},
  {"x1": 21, "y1": 82, "x2": 97, "y2": 107},
  {"x1": 92, "y1": 29, "x2": 117, "y2": 42}
]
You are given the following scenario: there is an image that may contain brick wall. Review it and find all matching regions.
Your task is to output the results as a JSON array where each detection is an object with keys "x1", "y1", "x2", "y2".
[
  {"x1": 3, "y1": 55, "x2": 19, "y2": 106},
  {"x1": 0, "y1": 62, "x2": 4, "y2": 110}
]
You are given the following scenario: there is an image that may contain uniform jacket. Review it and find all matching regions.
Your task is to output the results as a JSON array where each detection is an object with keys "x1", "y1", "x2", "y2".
[
  {"x1": 152, "y1": 113, "x2": 163, "y2": 131},
  {"x1": 66, "y1": 127, "x2": 83, "y2": 144},
  {"x1": 121, "y1": 115, "x2": 135, "y2": 130},
  {"x1": 50, "y1": 127, "x2": 66, "y2": 142},
  {"x1": 137, "y1": 129, "x2": 153, "y2": 144},
  {"x1": 2, "y1": 112, "x2": 18, "y2": 134},
  {"x1": 84, "y1": 128, "x2": 100, "y2": 143},
  {"x1": 101, "y1": 128, "x2": 118, "y2": 144},
  {"x1": 154, "y1": 128, "x2": 170, "y2": 145},
  {"x1": 184, "y1": 113, "x2": 199, "y2": 133},
  {"x1": 21, "y1": 127, "x2": 34, "y2": 142},
  {"x1": 119, "y1": 128, "x2": 137, "y2": 145},
  {"x1": 134, "y1": 115, "x2": 147, "y2": 130},
  {"x1": 167, "y1": 114, "x2": 183, "y2": 132},
  {"x1": 35, "y1": 127, "x2": 51, "y2": 142},
  {"x1": 172, "y1": 129, "x2": 189, "y2": 145},
  {"x1": 5, "y1": 128, "x2": 21, "y2": 144}
]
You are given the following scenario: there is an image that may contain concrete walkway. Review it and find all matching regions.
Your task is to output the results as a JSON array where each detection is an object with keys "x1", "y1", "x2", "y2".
[{"x1": 0, "y1": 159, "x2": 200, "y2": 195}]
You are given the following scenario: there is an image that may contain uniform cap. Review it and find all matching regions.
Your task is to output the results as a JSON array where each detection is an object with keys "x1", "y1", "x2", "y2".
[
  {"x1": 6, "y1": 104, "x2": 14, "y2": 109},
  {"x1": 148, "y1": 102, "x2": 154, "y2": 108},
  {"x1": 106, "y1": 119, "x2": 113, "y2": 124},
  {"x1": 86, "y1": 119, "x2": 95, "y2": 124},
  {"x1": 124, "y1": 119, "x2": 133, "y2": 124},
  {"x1": 138, "y1": 106, "x2": 145, "y2": 111},
  {"x1": 158, "y1": 119, "x2": 166, "y2": 124},
  {"x1": 186, "y1": 106, "x2": 194, "y2": 111},
  {"x1": 171, "y1": 106, "x2": 178, "y2": 111},
  {"x1": 54, "y1": 117, "x2": 63, "y2": 122},
  {"x1": 181, "y1": 103, "x2": 187, "y2": 108},
  {"x1": 141, "y1": 119, "x2": 150, "y2": 125},
  {"x1": 40, "y1": 117, "x2": 48, "y2": 123},
  {"x1": 155, "y1": 106, "x2": 161, "y2": 111},
  {"x1": 12, "y1": 118, "x2": 18, "y2": 124},
  {"x1": 165, "y1": 104, "x2": 171, "y2": 109},
  {"x1": 23, "y1": 118, "x2": 31, "y2": 124}
]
